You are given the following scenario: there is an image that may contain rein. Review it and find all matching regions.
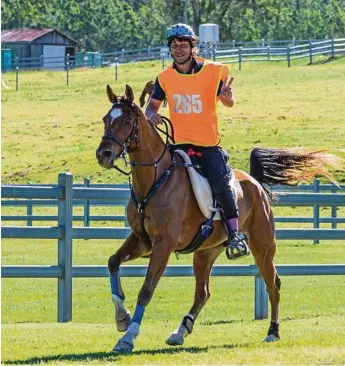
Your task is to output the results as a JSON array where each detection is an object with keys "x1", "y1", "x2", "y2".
[
  {"x1": 102, "y1": 101, "x2": 199, "y2": 244},
  {"x1": 102, "y1": 105, "x2": 175, "y2": 175}
]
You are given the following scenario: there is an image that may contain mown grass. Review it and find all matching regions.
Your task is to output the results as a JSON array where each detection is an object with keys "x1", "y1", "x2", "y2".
[
  {"x1": 2, "y1": 55, "x2": 345, "y2": 184},
  {"x1": 2, "y1": 233, "x2": 345, "y2": 364},
  {"x1": 2, "y1": 56, "x2": 345, "y2": 364}
]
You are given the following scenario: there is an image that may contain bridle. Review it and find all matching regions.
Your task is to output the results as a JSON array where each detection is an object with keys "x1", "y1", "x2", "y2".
[
  {"x1": 101, "y1": 99, "x2": 174, "y2": 175},
  {"x1": 100, "y1": 96, "x2": 200, "y2": 245},
  {"x1": 102, "y1": 99, "x2": 140, "y2": 162}
]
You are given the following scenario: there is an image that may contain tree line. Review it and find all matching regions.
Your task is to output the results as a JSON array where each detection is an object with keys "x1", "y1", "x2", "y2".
[{"x1": 2, "y1": 0, "x2": 345, "y2": 52}]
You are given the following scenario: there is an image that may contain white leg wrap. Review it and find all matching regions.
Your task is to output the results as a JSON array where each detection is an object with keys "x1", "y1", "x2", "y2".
[
  {"x1": 126, "y1": 322, "x2": 140, "y2": 338},
  {"x1": 112, "y1": 294, "x2": 125, "y2": 311},
  {"x1": 263, "y1": 334, "x2": 280, "y2": 342},
  {"x1": 166, "y1": 321, "x2": 191, "y2": 346},
  {"x1": 113, "y1": 322, "x2": 140, "y2": 353}
]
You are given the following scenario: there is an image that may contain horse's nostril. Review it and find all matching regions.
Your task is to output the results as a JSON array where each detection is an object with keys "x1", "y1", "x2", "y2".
[{"x1": 103, "y1": 150, "x2": 113, "y2": 158}]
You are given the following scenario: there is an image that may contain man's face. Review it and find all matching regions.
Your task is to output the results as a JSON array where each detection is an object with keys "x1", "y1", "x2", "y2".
[{"x1": 170, "y1": 38, "x2": 192, "y2": 65}]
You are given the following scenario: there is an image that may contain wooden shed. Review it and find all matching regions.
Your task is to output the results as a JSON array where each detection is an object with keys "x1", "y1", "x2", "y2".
[{"x1": 1, "y1": 28, "x2": 77, "y2": 69}]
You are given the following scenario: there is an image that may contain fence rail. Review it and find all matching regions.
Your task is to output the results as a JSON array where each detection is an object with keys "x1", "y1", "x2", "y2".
[
  {"x1": 1, "y1": 173, "x2": 345, "y2": 322},
  {"x1": 215, "y1": 38, "x2": 345, "y2": 69},
  {"x1": 2, "y1": 38, "x2": 345, "y2": 80},
  {"x1": 2, "y1": 178, "x2": 344, "y2": 230}
]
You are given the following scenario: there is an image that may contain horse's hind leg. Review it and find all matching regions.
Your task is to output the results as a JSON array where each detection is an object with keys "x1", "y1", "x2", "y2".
[
  {"x1": 166, "y1": 245, "x2": 223, "y2": 346},
  {"x1": 108, "y1": 233, "x2": 151, "y2": 332},
  {"x1": 248, "y1": 211, "x2": 281, "y2": 342},
  {"x1": 255, "y1": 248, "x2": 281, "y2": 342}
]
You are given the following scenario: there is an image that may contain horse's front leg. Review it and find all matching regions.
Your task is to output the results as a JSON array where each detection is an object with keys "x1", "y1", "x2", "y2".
[
  {"x1": 166, "y1": 245, "x2": 224, "y2": 346},
  {"x1": 109, "y1": 233, "x2": 151, "y2": 332},
  {"x1": 113, "y1": 237, "x2": 172, "y2": 353}
]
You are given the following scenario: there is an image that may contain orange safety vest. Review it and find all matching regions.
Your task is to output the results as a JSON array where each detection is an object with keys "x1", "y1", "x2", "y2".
[{"x1": 158, "y1": 58, "x2": 229, "y2": 146}]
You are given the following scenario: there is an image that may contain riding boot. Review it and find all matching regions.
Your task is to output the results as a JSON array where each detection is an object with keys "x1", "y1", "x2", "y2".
[{"x1": 224, "y1": 218, "x2": 251, "y2": 260}]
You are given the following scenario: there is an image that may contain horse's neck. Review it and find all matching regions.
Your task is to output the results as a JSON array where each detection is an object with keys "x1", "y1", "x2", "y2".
[{"x1": 129, "y1": 109, "x2": 171, "y2": 199}]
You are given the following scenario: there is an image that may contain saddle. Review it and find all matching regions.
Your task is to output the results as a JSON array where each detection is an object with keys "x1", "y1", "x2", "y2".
[{"x1": 174, "y1": 149, "x2": 240, "y2": 220}]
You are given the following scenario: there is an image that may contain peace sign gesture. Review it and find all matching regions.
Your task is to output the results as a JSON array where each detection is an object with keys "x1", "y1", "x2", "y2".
[{"x1": 219, "y1": 76, "x2": 234, "y2": 99}]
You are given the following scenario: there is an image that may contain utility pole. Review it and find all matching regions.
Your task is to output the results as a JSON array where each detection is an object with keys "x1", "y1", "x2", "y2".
[{"x1": 184, "y1": 0, "x2": 188, "y2": 24}]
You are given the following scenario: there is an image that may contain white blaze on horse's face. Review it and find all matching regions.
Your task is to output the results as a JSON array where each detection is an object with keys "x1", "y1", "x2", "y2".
[{"x1": 110, "y1": 108, "x2": 123, "y2": 122}]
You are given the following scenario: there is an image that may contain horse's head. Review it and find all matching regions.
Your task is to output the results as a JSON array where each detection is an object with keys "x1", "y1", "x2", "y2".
[{"x1": 96, "y1": 84, "x2": 139, "y2": 169}]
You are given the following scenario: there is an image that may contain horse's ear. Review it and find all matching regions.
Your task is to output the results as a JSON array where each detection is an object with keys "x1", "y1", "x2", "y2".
[
  {"x1": 106, "y1": 85, "x2": 117, "y2": 103},
  {"x1": 125, "y1": 84, "x2": 134, "y2": 104}
]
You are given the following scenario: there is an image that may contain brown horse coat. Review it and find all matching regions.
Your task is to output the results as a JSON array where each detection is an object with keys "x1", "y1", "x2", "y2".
[{"x1": 96, "y1": 84, "x2": 341, "y2": 353}]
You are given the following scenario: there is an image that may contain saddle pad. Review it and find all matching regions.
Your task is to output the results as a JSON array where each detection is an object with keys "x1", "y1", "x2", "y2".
[{"x1": 175, "y1": 149, "x2": 237, "y2": 221}]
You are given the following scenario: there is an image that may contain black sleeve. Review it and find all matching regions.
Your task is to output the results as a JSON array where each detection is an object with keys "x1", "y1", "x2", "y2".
[
  {"x1": 217, "y1": 80, "x2": 223, "y2": 96},
  {"x1": 151, "y1": 77, "x2": 166, "y2": 101}
]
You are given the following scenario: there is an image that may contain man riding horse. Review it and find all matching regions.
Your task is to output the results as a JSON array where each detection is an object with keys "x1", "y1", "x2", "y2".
[{"x1": 146, "y1": 23, "x2": 250, "y2": 259}]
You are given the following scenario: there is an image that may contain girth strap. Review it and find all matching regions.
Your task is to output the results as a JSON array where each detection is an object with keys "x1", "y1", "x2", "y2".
[
  {"x1": 131, "y1": 164, "x2": 174, "y2": 240},
  {"x1": 176, "y1": 209, "x2": 217, "y2": 254}
]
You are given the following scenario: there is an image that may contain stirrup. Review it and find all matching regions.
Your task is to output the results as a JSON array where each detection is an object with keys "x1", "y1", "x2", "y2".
[{"x1": 225, "y1": 233, "x2": 250, "y2": 260}]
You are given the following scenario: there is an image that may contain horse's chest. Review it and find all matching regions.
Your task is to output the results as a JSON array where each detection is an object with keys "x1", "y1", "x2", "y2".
[{"x1": 127, "y1": 201, "x2": 171, "y2": 237}]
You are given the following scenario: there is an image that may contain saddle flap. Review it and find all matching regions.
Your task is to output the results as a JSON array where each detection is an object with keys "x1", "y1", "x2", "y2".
[{"x1": 175, "y1": 149, "x2": 231, "y2": 220}]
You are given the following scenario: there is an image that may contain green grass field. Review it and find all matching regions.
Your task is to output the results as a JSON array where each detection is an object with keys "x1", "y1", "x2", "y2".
[
  {"x1": 2, "y1": 56, "x2": 345, "y2": 364},
  {"x1": 2, "y1": 55, "x2": 345, "y2": 184}
]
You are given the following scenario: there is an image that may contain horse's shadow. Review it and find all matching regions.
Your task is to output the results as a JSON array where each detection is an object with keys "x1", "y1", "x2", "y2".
[
  {"x1": 3, "y1": 343, "x2": 252, "y2": 364},
  {"x1": 200, "y1": 319, "x2": 241, "y2": 326}
]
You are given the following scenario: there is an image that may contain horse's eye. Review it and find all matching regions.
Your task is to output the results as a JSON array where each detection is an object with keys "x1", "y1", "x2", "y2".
[{"x1": 124, "y1": 116, "x2": 132, "y2": 125}]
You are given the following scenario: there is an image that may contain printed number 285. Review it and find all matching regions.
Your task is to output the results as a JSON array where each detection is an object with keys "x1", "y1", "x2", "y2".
[{"x1": 173, "y1": 94, "x2": 202, "y2": 114}]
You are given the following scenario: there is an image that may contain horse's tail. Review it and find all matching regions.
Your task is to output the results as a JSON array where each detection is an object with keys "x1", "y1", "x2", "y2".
[{"x1": 250, "y1": 147, "x2": 343, "y2": 187}]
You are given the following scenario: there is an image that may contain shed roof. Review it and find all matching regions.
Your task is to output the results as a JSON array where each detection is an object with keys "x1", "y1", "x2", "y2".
[{"x1": 1, "y1": 28, "x2": 77, "y2": 43}]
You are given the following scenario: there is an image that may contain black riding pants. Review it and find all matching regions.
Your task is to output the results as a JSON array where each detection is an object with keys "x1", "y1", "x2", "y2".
[{"x1": 177, "y1": 144, "x2": 239, "y2": 220}]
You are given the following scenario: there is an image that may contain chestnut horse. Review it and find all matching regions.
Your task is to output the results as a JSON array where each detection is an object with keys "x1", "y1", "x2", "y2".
[
  {"x1": 96, "y1": 84, "x2": 341, "y2": 353},
  {"x1": 139, "y1": 80, "x2": 167, "y2": 108}
]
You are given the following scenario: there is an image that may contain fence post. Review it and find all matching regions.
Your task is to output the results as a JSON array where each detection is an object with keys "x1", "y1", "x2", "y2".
[
  {"x1": 124, "y1": 204, "x2": 129, "y2": 227},
  {"x1": 27, "y1": 200, "x2": 33, "y2": 226},
  {"x1": 41, "y1": 54, "x2": 44, "y2": 69},
  {"x1": 309, "y1": 41, "x2": 313, "y2": 65},
  {"x1": 84, "y1": 177, "x2": 90, "y2": 228},
  {"x1": 255, "y1": 273, "x2": 268, "y2": 320},
  {"x1": 238, "y1": 47, "x2": 242, "y2": 70},
  {"x1": 27, "y1": 182, "x2": 33, "y2": 227},
  {"x1": 57, "y1": 172, "x2": 73, "y2": 322},
  {"x1": 162, "y1": 56, "x2": 165, "y2": 70},
  {"x1": 267, "y1": 46, "x2": 270, "y2": 61},
  {"x1": 331, "y1": 37, "x2": 335, "y2": 58},
  {"x1": 66, "y1": 54, "x2": 70, "y2": 86},
  {"x1": 287, "y1": 46, "x2": 291, "y2": 67},
  {"x1": 313, "y1": 178, "x2": 320, "y2": 244},
  {"x1": 331, "y1": 185, "x2": 337, "y2": 229},
  {"x1": 148, "y1": 46, "x2": 151, "y2": 59},
  {"x1": 115, "y1": 57, "x2": 118, "y2": 81},
  {"x1": 121, "y1": 49, "x2": 125, "y2": 63},
  {"x1": 15, "y1": 67, "x2": 19, "y2": 91}
]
